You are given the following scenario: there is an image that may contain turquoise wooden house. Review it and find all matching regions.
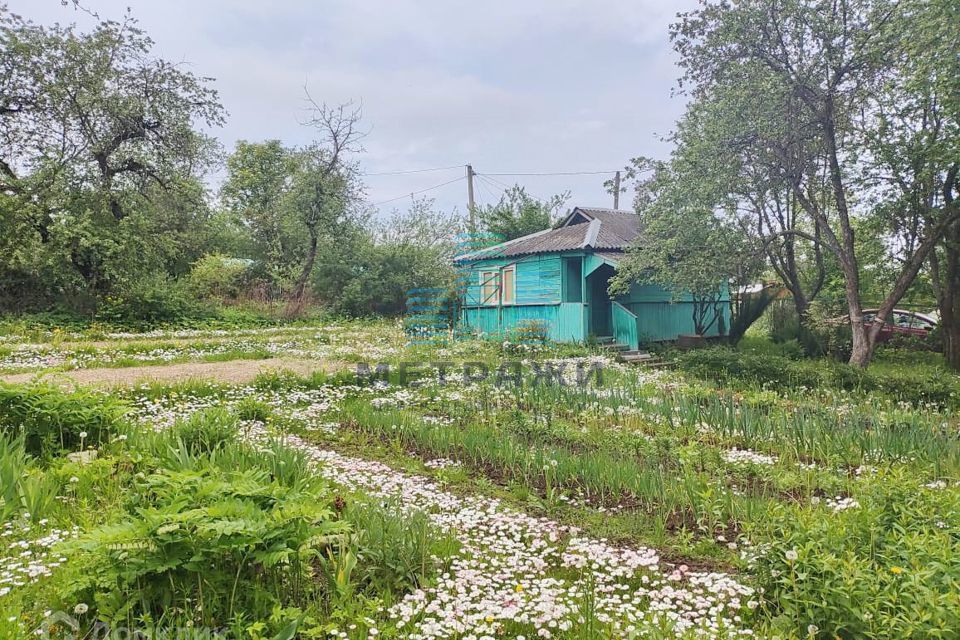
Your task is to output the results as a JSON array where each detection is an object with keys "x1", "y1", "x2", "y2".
[{"x1": 455, "y1": 207, "x2": 730, "y2": 350}]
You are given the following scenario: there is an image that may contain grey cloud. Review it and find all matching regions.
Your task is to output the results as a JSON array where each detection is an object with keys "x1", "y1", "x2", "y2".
[{"x1": 9, "y1": 0, "x2": 697, "y2": 213}]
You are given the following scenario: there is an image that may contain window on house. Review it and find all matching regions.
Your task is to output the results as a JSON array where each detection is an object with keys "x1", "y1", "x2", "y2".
[
  {"x1": 480, "y1": 270, "x2": 500, "y2": 305},
  {"x1": 501, "y1": 265, "x2": 516, "y2": 305},
  {"x1": 562, "y1": 258, "x2": 583, "y2": 302}
]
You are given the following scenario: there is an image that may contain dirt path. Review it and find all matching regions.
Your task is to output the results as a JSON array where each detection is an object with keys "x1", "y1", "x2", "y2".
[
  {"x1": 0, "y1": 358, "x2": 344, "y2": 388},
  {"x1": 9, "y1": 328, "x2": 322, "y2": 350}
]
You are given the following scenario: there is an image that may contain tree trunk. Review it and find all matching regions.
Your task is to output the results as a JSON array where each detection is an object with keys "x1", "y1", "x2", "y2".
[
  {"x1": 817, "y1": 95, "x2": 874, "y2": 369},
  {"x1": 841, "y1": 256, "x2": 876, "y2": 368},
  {"x1": 944, "y1": 322, "x2": 960, "y2": 370},
  {"x1": 291, "y1": 228, "x2": 318, "y2": 305},
  {"x1": 848, "y1": 317, "x2": 875, "y2": 368},
  {"x1": 791, "y1": 289, "x2": 809, "y2": 325},
  {"x1": 937, "y1": 236, "x2": 960, "y2": 370},
  {"x1": 935, "y1": 178, "x2": 960, "y2": 370}
]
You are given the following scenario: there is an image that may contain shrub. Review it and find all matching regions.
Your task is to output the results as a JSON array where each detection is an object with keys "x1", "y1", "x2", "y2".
[
  {"x1": 805, "y1": 303, "x2": 854, "y2": 361},
  {"x1": 0, "y1": 304, "x2": 290, "y2": 335},
  {"x1": 674, "y1": 347, "x2": 960, "y2": 408},
  {"x1": 674, "y1": 348, "x2": 808, "y2": 388},
  {"x1": 172, "y1": 407, "x2": 240, "y2": 455},
  {"x1": 188, "y1": 253, "x2": 252, "y2": 300},
  {"x1": 767, "y1": 300, "x2": 854, "y2": 359},
  {"x1": 871, "y1": 368, "x2": 956, "y2": 407},
  {"x1": 501, "y1": 319, "x2": 550, "y2": 355},
  {"x1": 752, "y1": 470, "x2": 960, "y2": 638},
  {"x1": 0, "y1": 383, "x2": 126, "y2": 457},
  {"x1": 768, "y1": 300, "x2": 802, "y2": 344},
  {"x1": 60, "y1": 459, "x2": 348, "y2": 628},
  {"x1": 886, "y1": 329, "x2": 942, "y2": 352},
  {"x1": 95, "y1": 275, "x2": 210, "y2": 328}
]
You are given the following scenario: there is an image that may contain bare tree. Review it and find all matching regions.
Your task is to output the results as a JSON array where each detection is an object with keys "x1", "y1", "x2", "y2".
[{"x1": 287, "y1": 95, "x2": 365, "y2": 311}]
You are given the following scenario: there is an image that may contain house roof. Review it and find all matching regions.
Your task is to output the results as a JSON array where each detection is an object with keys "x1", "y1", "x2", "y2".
[
  {"x1": 593, "y1": 251, "x2": 625, "y2": 264},
  {"x1": 455, "y1": 207, "x2": 640, "y2": 262}
]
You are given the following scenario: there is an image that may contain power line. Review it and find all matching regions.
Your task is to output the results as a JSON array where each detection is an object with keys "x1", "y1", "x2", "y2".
[
  {"x1": 363, "y1": 164, "x2": 464, "y2": 177},
  {"x1": 478, "y1": 173, "x2": 512, "y2": 190},
  {"x1": 475, "y1": 175, "x2": 502, "y2": 205},
  {"x1": 481, "y1": 170, "x2": 619, "y2": 177},
  {"x1": 364, "y1": 165, "x2": 621, "y2": 178},
  {"x1": 478, "y1": 173, "x2": 553, "y2": 205},
  {"x1": 367, "y1": 165, "x2": 623, "y2": 208},
  {"x1": 372, "y1": 175, "x2": 466, "y2": 206},
  {"x1": 476, "y1": 174, "x2": 509, "y2": 201}
]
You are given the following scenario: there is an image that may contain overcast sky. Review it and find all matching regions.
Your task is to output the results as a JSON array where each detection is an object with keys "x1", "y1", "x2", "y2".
[{"x1": 9, "y1": 0, "x2": 697, "y2": 217}]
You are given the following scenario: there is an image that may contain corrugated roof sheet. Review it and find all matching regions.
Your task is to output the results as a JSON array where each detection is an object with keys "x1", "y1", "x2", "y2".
[
  {"x1": 594, "y1": 251, "x2": 625, "y2": 264},
  {"x1": 456, "y1": 207, "x2": 641, "y2": 261},
  {"x1": 577, "y1": 209, "x2": 640, "y2": 247}
]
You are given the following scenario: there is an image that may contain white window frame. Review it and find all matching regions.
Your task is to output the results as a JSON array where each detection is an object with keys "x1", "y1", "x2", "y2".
[
  {"x1": 480, "y1": 270, "x2": 500, "y2": 305},
  {"x1": 501, "y1": 264, "x2": 516, "y2": 305}
]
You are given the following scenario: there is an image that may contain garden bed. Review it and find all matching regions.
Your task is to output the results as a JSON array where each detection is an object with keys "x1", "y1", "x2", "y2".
[{"x1": 1, "y1": 322, "x2": 958, "y2": 638}]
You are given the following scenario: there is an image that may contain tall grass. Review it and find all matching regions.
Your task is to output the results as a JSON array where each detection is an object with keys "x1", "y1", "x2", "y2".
[{"x1": 0, "y1": 434, "x2": 26, "y2": 519}]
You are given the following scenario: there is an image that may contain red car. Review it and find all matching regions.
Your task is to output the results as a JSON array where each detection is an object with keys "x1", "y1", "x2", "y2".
[{"x1": 862, "y1": 309, "x2": 938, "y2": 343}]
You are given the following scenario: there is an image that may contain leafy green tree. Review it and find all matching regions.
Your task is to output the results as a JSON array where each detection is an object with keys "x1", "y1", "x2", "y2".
[
  {"x1": 313, "y1": 199, "x2": 463, "y2": 316},
  {"x1": 890, "y1": 0, "x2": 960, "y2": 368},
  {"x1": 0, "y1": 8, "x2": 223, "y2": 306},
  {"x1": 0, "y1": 10, "x2": 222, "y2": 220},
  {"x1": 219, "y1": 131, "x2": 364, "y2": 310},
  {"x1": 475, "y1": 185, "x2": 568, "y2": 241},
  {"x1": 610, "y1": 162, "x2": 757, "y2": 336},
  {"x1": 220, "y1": 140, "x2": 300, "y2": 285},
  {"x1": 619, "y1": 97, "x2": 830, "y2": 326},
  {"x1": 669, "y1": 0, "x2": 960, "y2": 367}
]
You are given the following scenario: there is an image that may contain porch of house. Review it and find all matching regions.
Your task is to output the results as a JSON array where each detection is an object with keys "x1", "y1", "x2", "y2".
[{"x1": 584, "y1": 263, "x2": 641, "y2": 351}]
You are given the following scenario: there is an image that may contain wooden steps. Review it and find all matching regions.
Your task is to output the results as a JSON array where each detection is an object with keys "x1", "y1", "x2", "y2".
[
  {"x1": 595, "y1": 337, "x2": 672, "y2": 368},
  {"x1": 595, "y1": 336, "x2": 631, "y2": 353},
  {"x1": 618, "y1": 350, "x2": 672, "y2": 369}
]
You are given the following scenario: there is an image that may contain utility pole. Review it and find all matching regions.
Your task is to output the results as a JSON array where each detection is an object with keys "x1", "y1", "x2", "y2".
[
  {"x1": 613, "y1": 170, "x2": 621, "y2": 210},
  {"x1": 466, "y1": 164, "x2": 476, "y2": 227}
]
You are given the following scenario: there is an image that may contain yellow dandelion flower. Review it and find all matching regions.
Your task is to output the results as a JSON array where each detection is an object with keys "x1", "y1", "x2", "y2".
[
  {"x1": 890, "y1": 566, "x2": 904, "y2": 575},
  {"x1": 515, "y1": 584, "x2": 524, "y2": 593}
]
